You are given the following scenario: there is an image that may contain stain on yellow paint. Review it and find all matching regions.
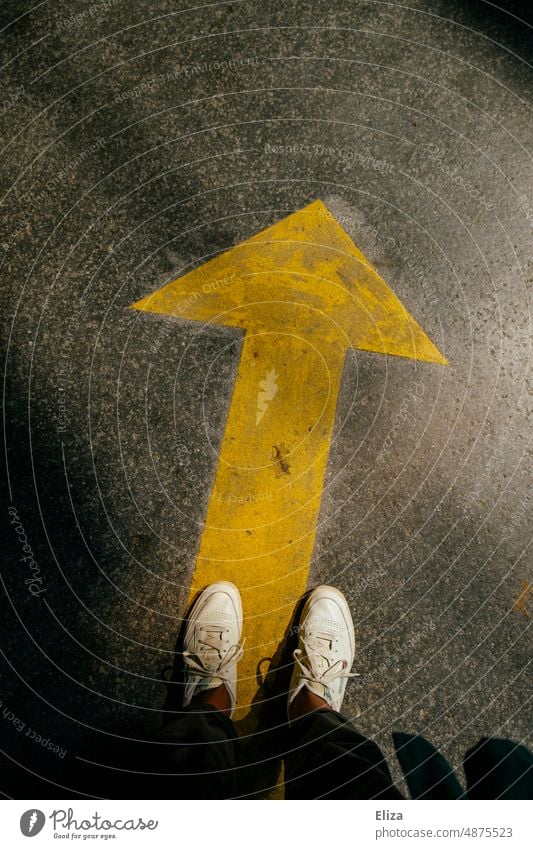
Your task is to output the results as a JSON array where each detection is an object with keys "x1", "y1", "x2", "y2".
[
  {"x1": 132, "y1": 199, "x2": 448, "y2": 724},
  {"x1": 272, "y1": 443, "x2": 291, "y2": 476}
]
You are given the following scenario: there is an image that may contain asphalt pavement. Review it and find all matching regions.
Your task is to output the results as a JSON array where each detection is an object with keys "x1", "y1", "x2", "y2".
[{"x1": 1, "y1": 0, "x2": 531, "y2": 798}]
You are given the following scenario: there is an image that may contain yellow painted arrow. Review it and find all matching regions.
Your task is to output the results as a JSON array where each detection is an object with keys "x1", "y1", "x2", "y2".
[{"x1": 132, "y1": 200, "x2": 447, "y2": 722}]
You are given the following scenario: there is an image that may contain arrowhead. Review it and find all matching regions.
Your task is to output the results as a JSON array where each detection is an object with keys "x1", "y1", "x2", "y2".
[{"x1": 132, "y1": 200, "x2": 447, "y2": 365}]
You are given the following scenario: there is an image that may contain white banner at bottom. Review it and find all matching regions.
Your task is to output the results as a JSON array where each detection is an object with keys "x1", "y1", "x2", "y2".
[{"x1": 1, "y1": 799, "x2": 530, "y2": 848}]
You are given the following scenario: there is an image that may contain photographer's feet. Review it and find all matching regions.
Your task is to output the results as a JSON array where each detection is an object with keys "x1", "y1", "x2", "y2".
[
  {"x1": 181, "y1": 582, "x2": 356, "y2": 721},
  {"x1": 182, "y1": 581, "x2": 244, "y2": 718},
  {"x1": 288, "y1": 585, "x2": 357, "y2": 718}
]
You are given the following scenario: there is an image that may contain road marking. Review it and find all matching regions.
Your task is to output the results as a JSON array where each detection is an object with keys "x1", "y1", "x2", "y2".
[{"x1": 132, "y1": 199, "x2": 447, "y2": 721}]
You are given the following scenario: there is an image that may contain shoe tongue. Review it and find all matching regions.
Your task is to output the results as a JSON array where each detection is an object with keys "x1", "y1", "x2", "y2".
[
  {"x1": 307, "y1": 633, "x2": 334, "y2": 661},
  {"x1": 198, "y1": 625, "x2": 227, "y2": 667}
]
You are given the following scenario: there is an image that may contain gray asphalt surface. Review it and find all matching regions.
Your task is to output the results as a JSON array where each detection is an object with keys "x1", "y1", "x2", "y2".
[{"x1": 1, "y1": 0, "x2": 531, "y2": 798}]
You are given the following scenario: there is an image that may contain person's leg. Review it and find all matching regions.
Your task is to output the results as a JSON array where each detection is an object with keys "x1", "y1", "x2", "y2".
[
  {"x1": 145, "y1": 685, "x2": 238, "y2": 799},
  {"x1": 284, "y1": 586, "x2": 403, "y2": 799},
  {"x1": 132, "y1": 582, "x2": 244, "y2": 799},
  {"x1": 464, "y1": 738, "x2": 533, "y2": 799}
]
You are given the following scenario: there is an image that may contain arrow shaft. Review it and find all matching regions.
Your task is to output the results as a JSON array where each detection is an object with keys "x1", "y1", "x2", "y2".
[{"x1": 187, "y1": 331, "x2": 346, "y2": 720}]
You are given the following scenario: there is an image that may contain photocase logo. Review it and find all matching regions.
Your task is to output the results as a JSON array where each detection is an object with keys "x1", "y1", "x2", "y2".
[
  {"x1": 256, "y1": 368, "x2": 278, "y2": 424},
  {"x1": 20, "y1": 809, "x2": 46, "y2": 837}
]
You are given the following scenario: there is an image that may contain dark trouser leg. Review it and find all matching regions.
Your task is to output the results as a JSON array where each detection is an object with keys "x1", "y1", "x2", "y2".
[
  {"x1": 285, "y1": 709, "x2": 403, "y2": 799},
  {"x1": 124, "y1": 704, "x2": 238, "y2": 799},
  {"x1": 464, "y1": 738, "x2": 533, "y2": 800}
]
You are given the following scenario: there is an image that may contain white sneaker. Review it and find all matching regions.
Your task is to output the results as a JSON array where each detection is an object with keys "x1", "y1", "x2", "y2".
[
  {"x1": 288, "y1": 585, "x2": 357, "y2": 714},
  {"x1": 182, "y1": 581, "x2": 243, "y2": 716}
]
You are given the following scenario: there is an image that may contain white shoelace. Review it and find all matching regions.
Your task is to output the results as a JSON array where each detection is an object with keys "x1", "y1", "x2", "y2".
[
  {"x1": 293, "y1": 639, "x2": 358, "y2": 689},
  {"x1": 183, "y1": 625, "x2": 244, "y2": 681}
]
